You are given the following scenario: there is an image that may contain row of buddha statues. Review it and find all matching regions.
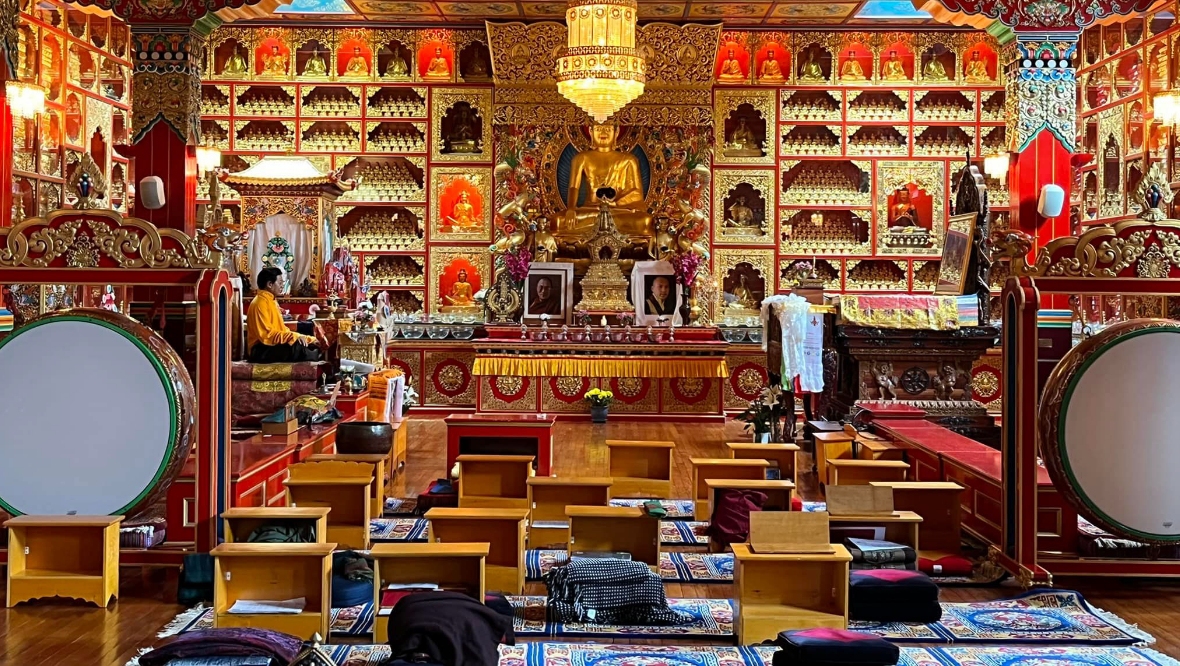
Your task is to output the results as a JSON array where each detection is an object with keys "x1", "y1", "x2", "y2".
[
  {"x1": 368, "y1": 126, "x2": 426, "y2": 153},
  {"x1": 781, "y1": 165, "x2": 869, "y2": 206},
  {"x1": 302, "y1": 92, "x2": 362, "y2": 117},
  {"x1": 342, "y1": 162, "x2": 425, "y2": 202},
  {"x1": 219, "y1": 42, "x2": 484, "y2": 82},
  {"x1": 846, "y1": 130, "x2": 908, "y2": 155},
  {"x1": 204, "y1": 87, "x2": 428, "y2": 119},
  {"x1": 368, "y1": 94, "x2": 427, "y2": 118},
  {"x1": 301, "y1": 127, "x2": 360, "y2": 152},
  {"x1": 366, "y1": 256, "x2": 424, "y2": 285},
  {"x1": 237, "y1": 92, "x2": 295, "y2": 116},
  {"x1": 235, "y1": 126, "x2": 293, "y2": 152},
  {"x1": 339, "y1": 211, "x2": 424, "y2": 251},
  {"x1": 718, "y1": 47, "x2": 995, "y2": 84},
  {"x1": 780, "y1": 129, "x2": 841, "y2": 156}
]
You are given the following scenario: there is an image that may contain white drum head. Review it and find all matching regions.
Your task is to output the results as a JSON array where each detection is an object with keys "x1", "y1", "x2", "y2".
[{"x1": 0, "y1": 310, "x2": 194, "y2": 517}]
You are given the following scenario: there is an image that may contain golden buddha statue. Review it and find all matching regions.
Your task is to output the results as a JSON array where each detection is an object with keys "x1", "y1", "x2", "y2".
[
  {"x1": 344, "y1": 47, "x2": 369, "y2": 77},
  {"x1": 447, "y1": 191, "x2": 477, "y2": 229},
  {"x1": 882, "y1": 50, "x2": 907, "y2": 81},
  {"x1": 441, "y1": 269, "x2": 478, "y2": 312},
  {"x1": 758, "y1": 49, "x2": 786, "y2": 85},
  {"x1": 840, "y1": 52, "x2": 866, "y2": 82},
  {"x1": 889, "y1": 187, "x2": 919, "y2": 229},
  {"x1": 558, "y1": 123, "x2": 654, "y2": 241},
  {"x1": 445, "y1": 105, "x2": 479, "y2": 153},
  {"x1": 262, "y1": 45, "x2": 288, "y2": 77},
  {"x1": 728, "y1": 275, "x2": 758, "y2": 311},
  {"x1": 465, "y1": 49, "x2": 490, "y2": 81},
  {"x1": 424, "y1": 47, "x2": 451, "y2": 80},
  {"x1": 302, "y1": 49, "x2": 327, "y2": 77},
  {"x1": 224, "y1": 48, "x2": 248, "y2": 76},
  {"x1": 383, "y1": 50, "x2": 410, "y2": 79},
  {"x1": 799, "y1": 48, "x2": 825, "y2": 82},
  {"x1": 922, "y1": 55, "x2": 949, "y2": 81},
  {"x1": 718, "y1": 48, "x2": 745, "y2": 82},
  {"x1": 723, "y1": 118, "x2": 762, "y2": 157},
  {"x1": 724, "y1": 196, "x2": 758, "y2": 228},
  {"x1": 965, "y1": 52, "x2": 990, "y2": 83}
]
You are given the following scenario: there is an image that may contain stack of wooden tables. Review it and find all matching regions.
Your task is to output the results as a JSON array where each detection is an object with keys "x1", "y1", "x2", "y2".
[
  {"x1": 526, "y1": 476, "x2": 612, "y2": 549},
  {"x1": 370, "y1": 542, "x2": 488, "y2": 642},
  {"x1": 566, "y1": 505, "x2": 660, "y2": 569}
]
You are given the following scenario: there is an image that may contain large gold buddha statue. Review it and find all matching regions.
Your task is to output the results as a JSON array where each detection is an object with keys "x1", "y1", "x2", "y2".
[
  {"x1": 882, "y1": 50, "x2": 908, "y2": 81},
  {"x1": 224, "y1": 48, "x2": 248, "y2": 76},
  {"x1": 558, "y1": 123, "x2": 654, "y2": 241},
  {"x1": 424, "y1": 47, "x2": 451, "y2": 80},
  {"x1": 718, "y1": 49, "x2": 745, "y2": 82},
  {"x1": 922, "y1": 55, "x2": 949, "y2": 81},
  {"x1": 447, "y1": 190, "x2": 477, "y2": 229},
  {"x1": 799, "y1": 48, "x2": 825, "y2": 82},
  {"x1": 384, "y1": 50, "x2": 410, "y2": 79},
  {"x1": 840, "y1": 52, "x2": 866, "y2": 82},
  {"x1": 344, "y1": 47, "x2": 369, "y2": 77},
  {"x1": 965, "y1": 52, "x2": 990, "y2": 83},
  {"x1": 262, "y1": 45, "x2": 288, "y2": 77},
  {"x1": 758, "y1": 49, "x2": 786, "y2": 85},
  {"x1": 303, "y1": 49, "x2": 328, "y2": 77}
]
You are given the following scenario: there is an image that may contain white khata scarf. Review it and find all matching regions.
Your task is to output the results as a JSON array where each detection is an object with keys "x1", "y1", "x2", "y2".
[{"x1": 760, "y1": 294, "x2": 813, "y2": 391}]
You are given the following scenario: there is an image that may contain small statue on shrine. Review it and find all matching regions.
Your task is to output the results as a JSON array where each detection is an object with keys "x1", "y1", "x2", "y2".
[
  {"x1": 383, "y1": 49, "x2": 410, "y2": 79},
  {"x1": 724, "y1": 196, "x2": 758, "y2": 228},
  {"x1": 424, "y1": 47, "x2": 451, "y2": 80},
  {"x1": 965, "y1": 51, "x2": 990, "y2": 82},
  {"x1": 100, "y1": 284, "x2": 118, "y2": 311},
  {"x1": 798, "y1": 47, "x2": 825, "y2": 82},
  {"x1": 446, "y1": 105, "x2": 478, "y2": 153},
  {"x1": 446, "y1": 190, "x2": 478, "y2": 229},
  {"x1": 345, "y1": 46, "x2": 369, "y2": 77},
  {"x1": 444, "y1": 269, "x2": 475, "y2": 306},
  {"x1": 889, "y1": 187, "x2": 919, "y2": 229},
  {"x1": 727, "y1": 275, "x2": 758, "y2": 311},
  {"x1": 533, "y1": 217, "x2": 557, "y2": 263},
  {"x1": 718, "y1": 48, "x2": 745, "y2": 82},
  {"x1": 874, "y1": 361, "x2": 899, "y2": 400},
  {"x1": 262, "y1": 45, "x2": 288, "y2": 77},
  {"x1": 724, "y1": 118, "x2": 762, "y2": 157},
  {"x1": 319, "y1": 246, "x2": 363, "y2": 307},
  {"x1": 932, "y1": 364, "x2": 959, "y2": 401},
  {"x1": 758, "y1": 49, "x2": 786, "y2": 84},
  {"x1": 922, "y1": 54, "x2": 950, "y2": 81},
  {"x1": 840, "y1": 52, "x2": 866, "y2": 82},
  {"x1": 881, "y1": 50, "x2": 907, "y2": 81},
  {"x1": 303, "y1": 48, "x2": 328, "y2": 77},
  {"x1": 224, "y1": 47, "x2": 248, "y2": 76},
  {"x1": 465, "y1": 49, "x2": 491, "y2": 80}
]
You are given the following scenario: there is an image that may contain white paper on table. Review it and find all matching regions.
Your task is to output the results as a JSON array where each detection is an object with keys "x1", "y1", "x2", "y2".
[
  {"x1": 227, "y1": 598, "x2": 306, "y2": 614},
  {"x1": 384, "y1": 374, "x2": 405, "y2": 423}
]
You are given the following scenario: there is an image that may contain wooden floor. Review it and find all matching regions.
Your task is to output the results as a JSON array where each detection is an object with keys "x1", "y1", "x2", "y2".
[{"x1": 4, "y1": 417, "x2": 1180, "y2": 665}]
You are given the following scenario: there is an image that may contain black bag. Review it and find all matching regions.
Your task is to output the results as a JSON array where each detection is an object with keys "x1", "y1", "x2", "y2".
[{"x1": 177, "y1": 553, "x2": 214, "y2": 605}]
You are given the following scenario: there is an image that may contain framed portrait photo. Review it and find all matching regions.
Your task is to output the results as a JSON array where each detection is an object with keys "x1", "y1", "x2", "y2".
[
  {"x1": 631, "y1": 260, "x2": 683, "y2": 326},
  {"x1": 523, "y1": 262, "x2": 574, "y2": 324},
  {"x1": 935, "y1": 212, "x2": 977, "y2": 295}
]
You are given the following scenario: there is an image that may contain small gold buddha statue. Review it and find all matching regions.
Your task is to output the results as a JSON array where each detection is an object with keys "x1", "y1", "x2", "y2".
[
  {"x1": 424, "y1": 47, "x2": 451, "y2": 81},
  {"x1": 965, "y1": 51, "x2": 990, "y2": 83},
  {"x1": 799, "y1": 48, "x2": 825, "y2": 82},
  {"x1": 465, "y1": 49, "x2": 491, "y2": 81},
  {"x1": 718, "y1": 48, "x2": 745, "y2": 83},
  {"x1": 758, "y1": 49, "x2": 786, "y2": 85},
  {"x1": 262, "y1": 45, "x2": 288, "y2": 77},
  {"x1": 724, "y1": 196, "x2": 758, "y2": 228},
  {"x1": 445, "y1": 105, "x2": 479, "y2": 153},
  {"x1": 889, "y1": 187, "x2": 919, "y2": 229},
  {"x1": 558, "y1": 123, "x2": 654, "y2": 242},
  {"x1": 302, "y1": 48, "x2": 327, "y2": 77},
  {"x1": 881, "y1": 50, "x2": 907, "y2": 81},
  {"x1": 724, "y1": 118, "x2": 762, "y2": 158},
  {"x1": 442, "y1": 269, "x2": 477, "y2": 310},
  {"x1": 447, "y1": 191, "x2": 477, "y2": 229},
  {"x1": 344, "y1": 46, "x2": 369, "y2": 77},
  {"x1": 383, "y1": 50, "x2": 410, "y2": 79},
  {"x1": 840, "y1": 52, "x2": 866, "y2": 82},
  {"x1": 727, "y1": 275, "x2": 758, "y2": 311},
  {"x1": 223, "y1": 48, "x2": 248, "y2": 76},
  {"x1": 922, "y1": 55, "x2": 949, "y2": 81}
]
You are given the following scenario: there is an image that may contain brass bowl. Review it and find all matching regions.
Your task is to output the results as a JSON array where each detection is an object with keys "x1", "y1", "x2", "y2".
[{"x1": 336, "y1": 421, "x2": 394, "y2": 455}]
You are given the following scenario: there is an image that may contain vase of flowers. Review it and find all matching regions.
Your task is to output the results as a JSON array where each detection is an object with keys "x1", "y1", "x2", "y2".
[
  {"x1": 733, "y1": 385, "x2": 789, "y2": 443},
  {"x1": 584, "y1": 387, "x2": 614, "y2": 423}
]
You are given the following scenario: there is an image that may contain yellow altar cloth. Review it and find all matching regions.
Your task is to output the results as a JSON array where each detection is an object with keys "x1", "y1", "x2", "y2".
[
  {"x1": 472, "y1": 342, "x2": 730, "y2": 379},
  {"x1": 838, "y1": 294, "x2": 960, "y2": 331}
]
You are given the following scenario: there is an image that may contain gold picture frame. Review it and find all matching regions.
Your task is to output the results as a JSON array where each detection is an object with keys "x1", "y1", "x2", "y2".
[{"x1": 934, "y1": 212, "x2": 976, "y2": 295}]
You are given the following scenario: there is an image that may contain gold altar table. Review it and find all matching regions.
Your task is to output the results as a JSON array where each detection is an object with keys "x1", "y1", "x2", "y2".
[{"x1": 471, "y1": 341, "x2": 730, "y2": 379}]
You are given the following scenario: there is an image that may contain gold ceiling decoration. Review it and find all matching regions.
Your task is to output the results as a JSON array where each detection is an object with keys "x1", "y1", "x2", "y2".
[{"x1": 555, "y1": 0, "x2": 646, "y2": 123}]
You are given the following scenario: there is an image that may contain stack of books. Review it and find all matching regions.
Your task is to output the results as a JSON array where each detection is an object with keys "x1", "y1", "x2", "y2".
[
  {"x1": 844, "y1": 538, "x2": 916, "y2": 571},
  {"x1": 378, "y1": 583, "x2": 471, "y2": 616}
]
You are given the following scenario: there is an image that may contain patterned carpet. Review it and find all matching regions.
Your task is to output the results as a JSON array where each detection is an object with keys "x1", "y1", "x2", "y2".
[
  {"x1": 609, "y1": 498, "x2": 695, "y2": 518},
  {"x1": 369, "y1": 517, "x2": 428, "y2": 542},
  {"x1": 660, "y1": 520, "x2": 710, "y2": 545}
]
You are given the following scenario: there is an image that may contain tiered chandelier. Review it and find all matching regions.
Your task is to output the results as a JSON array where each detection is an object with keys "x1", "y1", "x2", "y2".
[{"x1": 555, "y1": 0, "x2": 646, "y2": 123}]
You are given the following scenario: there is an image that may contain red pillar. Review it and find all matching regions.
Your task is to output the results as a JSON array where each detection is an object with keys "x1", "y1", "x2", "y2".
[
  {"x1": 120, "y1": 123, "x2": 198, "y2": 235},
  {"x1": 1010, "y1": 132, "x2": 1073, "y2": 244}
]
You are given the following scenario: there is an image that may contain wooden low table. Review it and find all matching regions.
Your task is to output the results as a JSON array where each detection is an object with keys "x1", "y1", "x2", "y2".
[
  {"x1": 446, "y1": 414, "x2": 555, "y2": 476},
  {"x1": 212, "y1": 542, "x2": 334, "y2": 639},
  {"x1": 725, "y1": 443, "x2": 799, "y2": 484},
  {"x1": 457, "y1": 455, "x2": 534, "y2": 509},
  {"x1": 857, "y1": 437, "x2": 903, "y2": 461},
  {"x1": 606, "y1": 440, "x2": 675, "y2": 499},
  {"x1": 5, "y1": 515, "x2": 123, "y2": 607},
  {"x1": 732, "y1": 543, "x2": 851, "y2": 644},
  {"x1": 827, "y1": 459, "x2": 909, "y2": 485},
  {"x1": 526, "y1": 476, "x2": 612, "y2": 549},
  {"x1": 870, "y1": 481, "x2": 964, "y2": 553},
  {"x1": 222, "y1": 507, "x2": 331, "y2": 544},
  {"x1": 566, "y1": 505, "x2": 660, "y2": 569},
  {"x1": 706, "y1": 479, "x2": 796, "y2": 517},
  {"x1": 309, "y1": 453, "x2": 388, "y2": 517},
  {"x1": 690, "y1": 458, "x2": 772, "y2": 520},
  {"x1": 426, "y1": 507, "x2": 528, "y2": 594},
  {"x1": 285, "y1": 461, "x2": 373, "y2": 550},
  {"x1": 813, "y1": 431, "x2": 855, "y2": 486},
  {"x1": 829, "y1": 510, "x2": 923, "y2": 550},
  {"x1": 370, "y1": 542, "x2": 488, "y2": 642}
]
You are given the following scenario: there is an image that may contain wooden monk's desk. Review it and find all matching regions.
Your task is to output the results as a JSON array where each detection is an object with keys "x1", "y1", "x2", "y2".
[
  {"x1": 690, "y1": 458, "x2": 772, "y2": 520},
  {"x1": 212, "y1": 542, "x2": 334, "y2": 640},
  {"x1": 5, "y1": 515, "x2": 122, "y2": 607},
  {"x1": 813, "y1": 431, "x2": 855, "y2": 486},
  {"x1": 426, "y1": 508, "x2": 528, "y2": 594},
  {"x1": 857, "y1": 436, "x2": 903, "y2": 461},
  {"x1": 566, "y1": 506, "x2": 660, "y2": 569},
  {"x1": 446, "y1": 414, "x2": 555, "y2": 476},
  {"x1": 706, "y1": 479, "x2": 796, "y2": 518},
  {"x1": 827, "y1": 459, "x2": 909, "y2": 486},
  {"x1": 732, "y1": 543, "x2": 851, "y2": 644},
  {"x1": 285, "y1": 461, "x2": 373, "y2": 550},
  {"x1": 726, "y1": 443, "x2": 799, "y2": 485},
  {"x1": 457, "y1": 455, "x2": 534, "y2": 510},
  {"x1": 606, "y1": 440, "x2": 675, "y2": 499},
  {"x1": 527, "y1": 477, "x2": 612, "y2": 549},
  {"x1": 829, "y1": 511, "x2": 923, "y2": 551},
  {"x1": 870, "y1": 481, "x2": 963, "y2": 553},
  {"x1": 309, "y1": 453, "x2": 388, "y2": 516},
  {"x1": 222, "y1": 507, "x2": 331, "y2": 544},
  {"x1": 370, "y1": 543, "x2": 488, "y2": 643}
]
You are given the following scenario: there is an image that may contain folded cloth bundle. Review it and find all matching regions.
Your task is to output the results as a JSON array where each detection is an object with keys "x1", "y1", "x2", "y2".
[
  {"x1": 333, "y1": 550, "x2": 375, "y2": 608},
  {"x1": 544, "y1": 557, "x2": 691, "y2": 626},
  {"x1": 705, "y1": 489, "x2": 766, "y2": 546},
  {"x1": 167, "y1": 659, "x2": 274, "y2": 666},
  {"x1": 849, "y1": 569, "x2": 941, "y2": 623},
  {"x1": 918, "y1": 554, "x2": 973, "y2": 576},
  {"x1": 845, "y1": 538, "x2": 917, "y2": 571},
  {"x1": 771, "y1": 628, "x2": 900, "y2": 666},
  {"x1": 138, "y1": 628, "x2": 302, "y2": 666}
]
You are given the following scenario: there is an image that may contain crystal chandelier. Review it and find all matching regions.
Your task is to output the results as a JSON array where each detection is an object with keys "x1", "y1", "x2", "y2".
[
  {"x1": 6, "y1": 81, "x2": 46, "y2": 119},
  {"x1": 555, "y1": 0, "x2": 645, "y2": 123},
  {"x1": 1155, "y1": 89, "x2": 1180, "y2": 126}
]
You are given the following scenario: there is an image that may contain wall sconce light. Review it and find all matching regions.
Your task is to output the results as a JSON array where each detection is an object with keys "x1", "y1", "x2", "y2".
[
  {"x1": 6, "y1": 81, "x2": 47, "y2": 119},
  {"x1": 983, "y1": 153, "x2": 1010, "y2": 180},
  {"x1": 195, "y1": 144, "x2": 222, "y2": 173}
]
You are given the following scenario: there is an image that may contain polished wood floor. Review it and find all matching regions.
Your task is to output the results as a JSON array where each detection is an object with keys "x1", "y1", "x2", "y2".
[{"x1": 3, "y1": 417, "x2": 1180, "y2": 665}]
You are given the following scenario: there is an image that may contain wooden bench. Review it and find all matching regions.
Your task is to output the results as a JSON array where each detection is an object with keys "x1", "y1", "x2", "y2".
[
  {"x1": 725, "y1": 442, "x2": 799, "y2": 484},
  {"x1": 813, "y1": 431, "x2": 855, "y2": 486},
  {"x1": 370, "y1": 542, "x2": 488, "y2": 642},
  {"x1": 827, "y1": 459, "x2": 909, "y2": 486},
  {"x1": 4, "y1": 515, "x2": 123, "y2": 607},
  {"x1": 212, "y1": 542, "x2": 334, "y2": 639},
  {"x1": 690, "y1": 458, "x2": 772, "y2": 520},
  {"x1": 732, "y1": 543, "x2": 851, "y2": 643},
  {"x1": 284, "y1": 460, "x2": 373, "y2": 550},
  {"x1": 829, "y1": 510, "x2": 923, "y2": 551},
  {"x1": 222, "y1": 507, "x2": 331, "y2": 544},
  {"x1": 705, "y1": 479, "x2": 796, "y2": 518},
  {"x1": 606, "y1": 440, "x2": 675, "y2": 499},
  {"x1": 425, "y1": 507, "x2": 528, "y2": 594},
  {"x1": 309, "y1": 453, "x2": 388, "y2": 517},
  {"x1": 870, "y1": 481, "x2": 964, "y2": 554},
  {"x1": 566, "y1": 505, "x2": 660, "y2": 569},
  {"x1": 457, "y1": 455, "x2": 535, "y2": 510},
  {"x1": 526, "y1": 476, "x2": 612, "y2": 549}
]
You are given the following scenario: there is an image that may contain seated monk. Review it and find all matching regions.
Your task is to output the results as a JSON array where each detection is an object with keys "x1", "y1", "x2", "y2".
[{"x1": 248, "y1": 267, "x2": 323, "y2": 364}]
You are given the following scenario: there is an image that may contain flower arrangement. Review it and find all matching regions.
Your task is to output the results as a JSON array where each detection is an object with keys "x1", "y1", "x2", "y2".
[
  {"x1": 583, "y1": 387, "x2": 614, "y2": 407},
  {"x1": 402, "y1": 382, "x2": 418, "y2": 416},
  {"x1": 733, "y1": 385, "x2": 790, "y2": 441},
  {"x1": 669, "y1": 251, "x2": 703, "y2": 288},
  {"x1": 575, "y1": 309, "x2": 591, "y2": 326},
  {"x1": 503, "y1": 247, "x2": 533, "y2": 283},
  {"x1": 351, "y1": 304, "x2": 376, "y2": 331},
  {"x1": 618, "y1": 311, "x2": 635, "y2": 327}
]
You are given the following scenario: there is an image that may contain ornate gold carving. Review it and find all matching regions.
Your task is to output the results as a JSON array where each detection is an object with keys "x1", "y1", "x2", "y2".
[
  {"x1": 780, "y1": 209, "x2": 872, "y2": 257},
  {"x1": 875, "y1": 161, "x2": 946, "y2": 257},
  {"x1": 990, "y1": 218, "x2": 1180, "y2": 279},
  {"x1": 1007, "y1": 55, "x2": 1077, "y2": 154},
  {"x1": 430, "y1": 166, "x2": 492, "y2": 242},
  {"x1": 481, "y1": 375, "x2": 537, "y2": 412},
  {"x1": 913, "y1": 260, "x2": 940, "y2": 291},
  {"x1": 424, "y1": 349, "x2": 476, "y2": 406},
  {"x1": 714, "y1": 249, "x2": 774, "y2": 318},
  {"x1": 660, "y1": 377, "x2": 718, "y2": 414},
  {"x1": 1133, "y1": 162, "x2": 1174, "y2": 222},
  {"x1": 486, "y1": 269, "x2": 522, "y2": 323},
  {"x1": 431, "y1": 87, "x2": 492, "y2": 163},
  {"x1": 67, "y1": 153, "x2": 108, "y2": 210},
  {"x1": 713, "y1": 169, "x2": 773, "y2": 246},
  {"x1": 713, "y1": 89, "x2": 775, "y2": 166}
]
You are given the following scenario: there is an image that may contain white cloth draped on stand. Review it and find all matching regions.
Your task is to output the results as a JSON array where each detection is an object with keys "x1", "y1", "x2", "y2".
[
  {"x1": 247, "y1": 213, "x2": 314, "y2": 294},
  {"x1": 761, "y1": 294, "x2": 823, "y2": 393}
]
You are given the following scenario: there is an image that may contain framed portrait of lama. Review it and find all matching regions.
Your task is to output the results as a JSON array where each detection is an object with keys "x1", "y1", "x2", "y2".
[
  {"x1": 934, "y1": 212, "x2": 977, "y2": 295},
  {"x1": 523, "y1": 262, "x2": 574, "y2": 324}
]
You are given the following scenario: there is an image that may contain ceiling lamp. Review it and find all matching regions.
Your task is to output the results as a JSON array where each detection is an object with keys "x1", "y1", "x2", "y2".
[
  {"x1": 6, "y1": 81, "x2": 46, "y2": 119},
  {"x1": 555, "y1": 0, "x2": 645, "y2": 123},
  {"x1": 983, "y1": 153, "x2": 1010, "y2": 180},
  {"x1": 1155, "y1": 89, "x2": 1180, "y2": 127}
]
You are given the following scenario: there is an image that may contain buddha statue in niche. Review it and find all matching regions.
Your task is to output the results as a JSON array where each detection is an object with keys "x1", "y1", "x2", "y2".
[
  {"x1": 724, "y1": 117, "x2": 762, "y2": 157},
  {"x1": 447, "y1": 190, "x2": 478, "y2": 229},
  {"x1": 922, "y1": 54, "x2": 950, "y2": 81},
  {"x1": 758, "y1": 49, "x2": 786, "y2": 84},
  {"x1": 345, "y1": 46, "x2": 369, "y2": 77},
  {"x1": 889, "y1": 187, "x2": 919, "y2": 229},
  {"x1": 465, "y1": 49, "x2": 490, "y2": 80},
  {"x1": 445, "y1": 105, "x2": 479, "y2": 153},
  {"x1": 303, "y1": 48, "x2": 327, "y2": 77},
  {"x1": 384, "y1": 49, "x2": 409, "y2": 79},
  {"x1": 558, "y1": 123, "x2": 653, "y2": 242},
  {"x1": 262, "y1": 45, "x2": 288, "y2": 77},
  {"x1": 443, "y1": 269, "x2": 475, "y2": 307},
  {"x1": 840, "y1": 51, "x2": 866, "y2": 82},
  {"x1": 882, "y1": 50, "x2": 907, "y2": 81},
  {"x1": 724, "y1": 196, "x2": 759, "y2": 229},
  {"x1": 718, "y1": 48, "x2": 745, "y2": 82},
  {"x1": 965, "y1": 51, "x2": 990, "y2": 83},
  {"x1": 727, "y1": 274, "x2": 758, "y2": 311},
  {"x1": 799, "y1": 48, "x2": 825, "y2": 82},
  {"x1": 224, "y1": 47, "x2": 248, "y2": 75},
  {"x1": 424, "y1": 47, "x2": 451, "y2": 80}
]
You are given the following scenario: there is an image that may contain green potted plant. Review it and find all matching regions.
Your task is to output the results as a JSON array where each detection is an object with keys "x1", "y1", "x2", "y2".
[{"x1": 584, "y1": 387, "x2": 614, "y2": 424}]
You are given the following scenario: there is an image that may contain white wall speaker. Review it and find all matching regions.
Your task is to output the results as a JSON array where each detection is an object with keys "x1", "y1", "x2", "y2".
[
  {"x1": 139, "y1": 176, "x2": 166, "y2": 210},
  {"x1": 1038, "y1": 184, "x2": 1065, "y2": 218}
]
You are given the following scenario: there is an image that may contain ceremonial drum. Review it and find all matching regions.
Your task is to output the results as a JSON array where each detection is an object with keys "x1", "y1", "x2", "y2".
[
  {"x1": 0, "y1": 309, "x2": 195, "y2": 517},
  {"x1": 1040, "y1": 319, "x2": 1180, "y2": 545}
]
